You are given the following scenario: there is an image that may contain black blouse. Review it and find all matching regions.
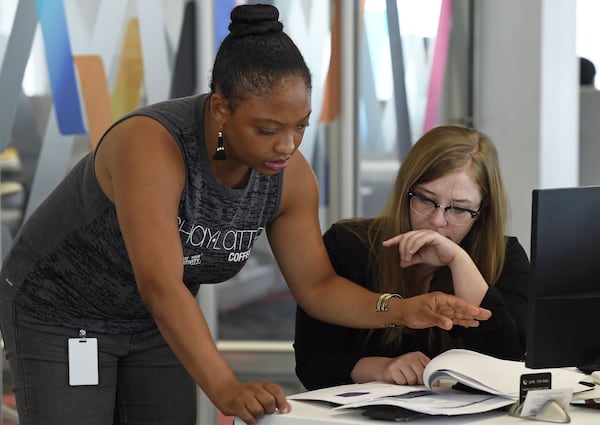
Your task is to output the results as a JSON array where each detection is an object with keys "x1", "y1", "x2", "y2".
[{"x1": 294, "y1": 221, "x2": 530, "y2": 390}]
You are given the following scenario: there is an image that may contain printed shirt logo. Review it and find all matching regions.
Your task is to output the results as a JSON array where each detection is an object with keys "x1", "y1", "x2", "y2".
[
  {"x1": 178, "y1": 218, "x2": 264, "y2": 266},
  {"x1": 183, "y1": 254, "x2": 202, "y2": 266}
]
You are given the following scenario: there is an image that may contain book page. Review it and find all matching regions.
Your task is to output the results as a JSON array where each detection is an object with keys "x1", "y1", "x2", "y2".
[
  {"x1": 288, "y1": 382, "x2": 428, "y2": 405},
  {"x1": 289, "y1": 381, "x2": 515, "y2": 416},
  {"x1": 423, "y1": 349, "x2": 589, "y2": 399},
  {"x1": 334, "y1": 392, "x2": 514, "y2": 415}
]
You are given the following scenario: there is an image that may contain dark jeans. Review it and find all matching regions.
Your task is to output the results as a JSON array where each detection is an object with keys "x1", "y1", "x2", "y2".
[{"x1": 0, "y1": 299, "x2": 196, "y2": 425}]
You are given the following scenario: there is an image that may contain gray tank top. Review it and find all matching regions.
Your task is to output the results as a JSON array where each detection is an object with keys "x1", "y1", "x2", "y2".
[{"x1": 0, "y1": 94, "x2": 283, "y2": 333}]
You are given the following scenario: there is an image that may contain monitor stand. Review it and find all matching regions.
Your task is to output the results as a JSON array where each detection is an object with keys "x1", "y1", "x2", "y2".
[
  {"x1": 509, "y1": 399, "x2": 570, "y2": 423},
  {"x1": 578, "y1": 365, "x2": 599, "y2": 374},
  {"x1": 577, "y1": 357, "x2": 600, "y2": 375}
]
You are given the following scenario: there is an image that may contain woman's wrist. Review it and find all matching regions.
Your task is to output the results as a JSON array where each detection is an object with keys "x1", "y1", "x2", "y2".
[
  {"x1": 375, "y1": 293, "x2": 403, "y2": 312},
  {"x1": 351, "y1": 357, "x2": 389, "y2": 383},
  {"x1": 448, "y1": 247, "x2": 471, "y2": 269},
  {"x1": 376, "y1": 293, "x2": 405, "y2": 328},
  {"x1": 448, "y1": 250, "x2": 488, "y2": 304}
]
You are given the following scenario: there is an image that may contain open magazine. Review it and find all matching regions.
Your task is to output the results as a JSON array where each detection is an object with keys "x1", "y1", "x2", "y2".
[{"x1": 289, "y1": 349, "x2": 591, "y2": 416}]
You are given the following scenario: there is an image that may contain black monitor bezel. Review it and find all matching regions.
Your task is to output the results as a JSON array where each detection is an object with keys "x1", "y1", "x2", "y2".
[{"x1": 526, "y1": 186, "x2": 600, "y2": 371}]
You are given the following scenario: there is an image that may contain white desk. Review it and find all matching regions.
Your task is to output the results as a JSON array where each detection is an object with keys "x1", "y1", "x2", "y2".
[{"x1": 235, "y1": 399, "x2": 600, "y2": 424}]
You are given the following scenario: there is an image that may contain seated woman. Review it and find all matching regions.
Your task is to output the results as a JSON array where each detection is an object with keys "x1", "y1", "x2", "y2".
[{"x1": 294, "y1": 125, "x2": 529, "y2": 390}]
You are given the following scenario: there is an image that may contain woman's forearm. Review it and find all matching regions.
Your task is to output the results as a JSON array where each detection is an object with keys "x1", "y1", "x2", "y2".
[
  {"x1": 448, "y1": 250, "x2": 488, "y2": 306},
  {"x1": 350, "y1": 357, "x2": 389, "y2": 383}
]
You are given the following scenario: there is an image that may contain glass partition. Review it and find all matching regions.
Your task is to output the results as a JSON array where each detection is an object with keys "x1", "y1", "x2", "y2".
[{"x1": 358, "y1": 0, "x2": 474, "y2": 218}]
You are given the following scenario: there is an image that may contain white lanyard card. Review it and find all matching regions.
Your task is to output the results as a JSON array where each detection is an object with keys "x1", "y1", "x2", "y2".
[{"x1": 67, "y1": 330, "x2": 99, "y2": 386}]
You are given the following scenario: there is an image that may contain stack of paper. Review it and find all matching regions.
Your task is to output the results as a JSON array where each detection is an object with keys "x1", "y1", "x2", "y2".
[{"x1": 288, "y1": 349, "x2": 591, "y2": 416}]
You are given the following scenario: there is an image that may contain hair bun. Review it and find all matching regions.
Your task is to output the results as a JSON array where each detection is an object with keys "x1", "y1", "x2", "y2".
[{"x1": 229, "y1": 4, "x2": 283, "y2": 38}]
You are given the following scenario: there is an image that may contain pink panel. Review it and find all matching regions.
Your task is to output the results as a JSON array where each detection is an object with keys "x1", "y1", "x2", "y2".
[{"x1": 423, "y1": 0, "x2": 453, "y2": 133}]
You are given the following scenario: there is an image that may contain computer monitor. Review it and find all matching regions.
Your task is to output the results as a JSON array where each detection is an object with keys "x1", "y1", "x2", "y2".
[{"x1": 526, "y1": 185, "x2": 600, "y2": 373}]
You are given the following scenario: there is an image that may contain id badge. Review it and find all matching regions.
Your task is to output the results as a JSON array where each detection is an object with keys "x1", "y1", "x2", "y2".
[{"x1": 68, "y1": 331, "x2": 99, "y2": 386}]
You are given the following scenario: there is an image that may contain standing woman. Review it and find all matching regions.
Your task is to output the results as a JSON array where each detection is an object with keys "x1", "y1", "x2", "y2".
[
  {"x1": 295, "y1": 125, "x2": 529, "y2": 390},
  {"x1": 0, "y1": 5, "x2": 490, "y2": 425}
]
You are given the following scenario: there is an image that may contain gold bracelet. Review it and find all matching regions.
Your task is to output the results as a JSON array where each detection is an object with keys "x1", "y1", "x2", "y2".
[{"x1": 375, "y1": 293, "x2": 402, "y2": 312}]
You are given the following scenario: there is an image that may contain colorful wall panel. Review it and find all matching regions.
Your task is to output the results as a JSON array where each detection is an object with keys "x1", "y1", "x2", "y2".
[{"x1": 0, "y1": 0, "x2": 196, "y2": 223}]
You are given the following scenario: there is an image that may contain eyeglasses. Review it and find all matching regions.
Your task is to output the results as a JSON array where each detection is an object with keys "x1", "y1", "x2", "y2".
[{"x1": 408, "y1": 191, "x2": 480, "y2": 225}]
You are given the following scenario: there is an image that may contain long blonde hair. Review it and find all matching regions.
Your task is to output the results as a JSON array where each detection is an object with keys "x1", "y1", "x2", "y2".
[{"x1": 364, "y1": 125, "x2": 509, "y2": 349}]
